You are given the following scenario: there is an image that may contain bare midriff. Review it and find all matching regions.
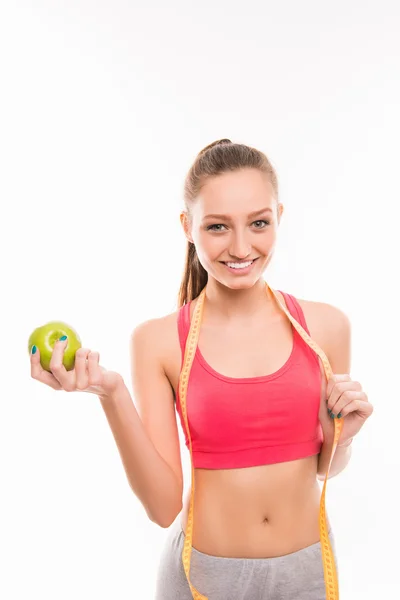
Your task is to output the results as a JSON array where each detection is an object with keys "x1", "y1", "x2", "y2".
[{"x1": 180, "y1": 455, "x2": 327, "y2": 558}]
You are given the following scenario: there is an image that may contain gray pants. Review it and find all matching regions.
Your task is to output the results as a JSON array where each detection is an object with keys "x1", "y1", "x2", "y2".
[{"x1": 155, "y1": 517, "x2": 339, "y2": 599}]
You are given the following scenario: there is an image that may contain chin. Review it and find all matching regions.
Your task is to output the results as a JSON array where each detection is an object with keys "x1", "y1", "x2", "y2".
[
  {"x1": 215, "y1": 276, "x2": 259, "y2": 290},
  {"x1": 227, "y1": 279, "x2": 259, "y2": 289}
]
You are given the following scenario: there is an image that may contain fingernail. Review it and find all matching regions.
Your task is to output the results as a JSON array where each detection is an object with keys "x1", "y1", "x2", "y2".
[
  {"x1": 59, "y1": 335, "x2": 67, "y2": 341},
  {"x1": 337, "y1": 412, "x2": 342, "y2": 419},
  {"x1": 330, "y1": 412, "x2": 335, "y2": 419},
  {"x1": 328, "y1": 408, "x2": 332, "y2": 415},
  {"x1": 31, "y1": 345, "x2": 37, "y2": 354}
]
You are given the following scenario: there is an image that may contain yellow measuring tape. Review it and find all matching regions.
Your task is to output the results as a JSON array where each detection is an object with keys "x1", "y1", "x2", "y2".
[{"x1": 178, "y1": 281, "x2": 344, "y2": 600}]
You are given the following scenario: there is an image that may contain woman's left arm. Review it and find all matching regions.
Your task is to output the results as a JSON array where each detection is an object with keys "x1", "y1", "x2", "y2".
[{"x1": 316, "y1": 305, "x2": 374, "y2": 480}]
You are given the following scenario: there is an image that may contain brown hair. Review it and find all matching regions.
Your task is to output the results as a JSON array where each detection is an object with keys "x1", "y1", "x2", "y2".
[{"x1": 177, "y1": 139, "x2": 279, "y2": 308}]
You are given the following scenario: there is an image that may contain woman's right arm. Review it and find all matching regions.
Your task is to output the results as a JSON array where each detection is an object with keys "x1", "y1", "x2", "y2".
[{"x1": 99, "y1": 319, "x2": 184, "y2": 528}]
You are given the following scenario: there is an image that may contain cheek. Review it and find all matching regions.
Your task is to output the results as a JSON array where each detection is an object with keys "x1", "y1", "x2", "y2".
[
  {"x1": 261, "y1": 229, "x2": 277, "y2": 248},
  {"x1": 197, "y1": 231, "x2": 224, "y2": 257}
]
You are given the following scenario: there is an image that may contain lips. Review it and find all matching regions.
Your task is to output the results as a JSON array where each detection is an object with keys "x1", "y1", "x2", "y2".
[
  {"x1": 220, "y1": 258, "x2": 258, "y2": 265},
  {"x1": 219, "y1": 257, "x2": 259, "y2": 275}
]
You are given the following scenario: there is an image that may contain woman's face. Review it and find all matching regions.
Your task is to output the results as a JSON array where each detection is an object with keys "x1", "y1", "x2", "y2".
[{"x1": 181, "y1": 168, "x2": 284, "y2": 290}]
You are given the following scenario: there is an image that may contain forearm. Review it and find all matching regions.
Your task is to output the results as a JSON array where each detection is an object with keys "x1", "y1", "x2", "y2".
[
  {"x1": 317, "y1": 436, "x2": 353, "y2": 480},
  {"x1": 99, "y1": 383, "x2": 182, "y2": 527}
]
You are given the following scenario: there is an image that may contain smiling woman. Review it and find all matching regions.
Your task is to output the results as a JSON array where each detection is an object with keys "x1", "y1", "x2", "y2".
[
  {"x1": 179, "y1": 147, "x2": 283, "y2": 304},
  {"x1": 122, "y1": 139, "x2": 373, "y2": 600},
  {"x1": 26, "y1": 135, "x2": 372, "y2": 599}
]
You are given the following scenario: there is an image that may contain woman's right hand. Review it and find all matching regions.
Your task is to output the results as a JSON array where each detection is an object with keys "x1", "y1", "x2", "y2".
[{"x1": 30, "y1": 337, "x2": 125, "y2": 400}]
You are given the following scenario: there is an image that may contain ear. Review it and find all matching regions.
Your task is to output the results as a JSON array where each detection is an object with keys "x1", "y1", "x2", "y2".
[
  {"x1": 277, "y1": 203, "x2": 284, "y2": 225},
  {"x1": 180, "y1": 211, "x2": 194, "y2": 243}
]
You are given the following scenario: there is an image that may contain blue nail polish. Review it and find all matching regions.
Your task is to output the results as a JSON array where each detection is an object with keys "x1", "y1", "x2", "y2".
[
  {"x1": 337, "y1": 412, "x2": 342, "y2": 419},
  {"x1": 32, "y1": 345, "x2": 37, "y2": 354},
  {"x1": 59, "y1": 335, "x2": 67, "y2": 341},
  {"x1": 330, "y1": 412, "x2": 335, "y2": 419},
  {"x1": 328, "y1": 408, "x2": 332, "y2": 415}
]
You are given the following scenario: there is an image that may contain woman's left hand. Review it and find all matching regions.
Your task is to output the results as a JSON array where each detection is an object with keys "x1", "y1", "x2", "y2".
[{"x1": 325, "y1": 374, "x2": 374, "y2": 444}]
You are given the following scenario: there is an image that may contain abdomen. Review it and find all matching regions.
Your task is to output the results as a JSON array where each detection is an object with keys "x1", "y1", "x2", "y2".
[{"x1": 180, "y1": 455, "x2": 328, "y2": 558}]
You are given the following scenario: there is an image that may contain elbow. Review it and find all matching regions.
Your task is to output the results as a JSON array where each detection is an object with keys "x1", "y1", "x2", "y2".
[
  {"x1": 156, "y1": 516, "x2": 178, "y2": 529},
  {"x1": 147, "y1": 501, "x2": 183, "y2": 529}
]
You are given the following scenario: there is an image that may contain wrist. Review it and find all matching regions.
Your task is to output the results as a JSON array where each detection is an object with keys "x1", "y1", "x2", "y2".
[{"x1": 99, "y1": 380, "x2": 129, "y2": 404}]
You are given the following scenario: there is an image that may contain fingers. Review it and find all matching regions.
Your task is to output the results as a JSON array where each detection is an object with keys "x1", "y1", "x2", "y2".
[
  {"x1": 328, "y1": 390, "x2": 368, "y2": 418},
  {"x1": 30, "y1": 345, "x2": 62, "y2": 390},
  {"x1": 30, "y1": 339, "x2": 102, "y2": 394},
  {"x1": 326, "y1": 374, "x2": 352, "y2": 398},
  {"x1": 49, "y1": 338, "x2": 75, "y2": 390},
  {"x1": 338, "y1": 396, "x2": 374, "y2": 419},
  {"x1": 75, "y1": 349, "x2": 102, "y2": 389},
  {"x1": 87, "y1": 351, "x2": 101, "y2": 385},
  {"x1": 75, "y1": 348, "x2": 91, "y2": 390},
  {"x1": 327, "y1": 380, "x2": 362, "y2": 407}
]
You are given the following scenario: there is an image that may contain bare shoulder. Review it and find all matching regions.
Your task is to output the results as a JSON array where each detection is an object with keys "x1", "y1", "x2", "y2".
[
  {"x1": 296, "y1": 297, "x2": 351, "y2": 334},
  {"x1": 130, "y1": 309, "x2": 181, "y2": 386},
  {"x1": 295, "y1": 296, "x2": 351, "y2": 371},
  {"x1": 131, "y1": 309, "x2": 180, "y2": 358}
]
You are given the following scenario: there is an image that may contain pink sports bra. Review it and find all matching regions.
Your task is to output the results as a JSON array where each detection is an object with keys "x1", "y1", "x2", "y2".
[{"x1": 175, "y1": 290, "x2": 324, "y2": 469}]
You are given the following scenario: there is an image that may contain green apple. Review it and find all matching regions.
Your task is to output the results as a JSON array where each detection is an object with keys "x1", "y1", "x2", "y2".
[{"x1": 28, "y1": 321, "x2": 82, "y2": 372}]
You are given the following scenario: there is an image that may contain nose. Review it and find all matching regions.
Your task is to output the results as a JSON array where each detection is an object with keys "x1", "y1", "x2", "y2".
[{"x1": 229, "y1": 231, "x2": 252, "y2": 260}]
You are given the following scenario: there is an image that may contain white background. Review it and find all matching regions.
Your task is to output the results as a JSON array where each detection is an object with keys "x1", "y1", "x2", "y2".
[{"x1": 1, "y1": 1, "x2": 399, "y2": 598}]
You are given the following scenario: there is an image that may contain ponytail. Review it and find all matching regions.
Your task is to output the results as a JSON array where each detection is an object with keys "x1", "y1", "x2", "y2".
[{"x1": 177, "y1": 241, "x2": 208, "y2": 308}]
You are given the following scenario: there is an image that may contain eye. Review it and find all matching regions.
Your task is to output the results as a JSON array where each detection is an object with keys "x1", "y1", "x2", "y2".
[
  {"x1": 206, "y1": 224, "x2": 227, "y2": 232},
  {"x1": 253, "y1": 220, "x2": 270, "y2": 228}
]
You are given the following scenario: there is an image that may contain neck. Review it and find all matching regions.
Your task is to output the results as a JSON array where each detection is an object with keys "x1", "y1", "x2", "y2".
[{"x1": 203, "y1": 277, "x2": 274, "y2": 322}]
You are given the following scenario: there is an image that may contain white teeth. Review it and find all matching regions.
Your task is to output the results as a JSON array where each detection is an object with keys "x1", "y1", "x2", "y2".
[{"x1": 226, "y1": 260, "x2": 253, "y2": 269}]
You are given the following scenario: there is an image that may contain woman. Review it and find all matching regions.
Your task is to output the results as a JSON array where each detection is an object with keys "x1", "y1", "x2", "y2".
[{"x1": 30, "y1": 140, "x2": 373, "y2": 599}]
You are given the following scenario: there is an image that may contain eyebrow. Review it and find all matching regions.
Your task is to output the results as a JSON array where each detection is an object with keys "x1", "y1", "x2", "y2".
[{"x1": 203, "y1": 207, "x2": 273, "y2": 220}]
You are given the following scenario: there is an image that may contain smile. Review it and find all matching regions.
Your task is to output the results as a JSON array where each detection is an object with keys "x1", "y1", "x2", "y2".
[{"x1": 220, "y1": 257, "x2": 259, "y2": 274}]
